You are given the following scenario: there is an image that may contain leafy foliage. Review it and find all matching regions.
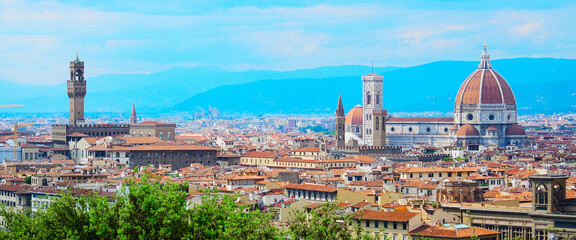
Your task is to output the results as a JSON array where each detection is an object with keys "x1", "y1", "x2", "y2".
[{"x1": 1, "y1": 176, "x2": 382, "y2": 240}]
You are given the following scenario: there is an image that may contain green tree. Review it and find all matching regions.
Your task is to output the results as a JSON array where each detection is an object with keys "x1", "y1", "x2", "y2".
[
  {"x1": 287, "y1": 203, "x2": 382, "y2": 240},
  {"x1": 0, "y1": 176, "x2": 382, "y2": 240},
  {"x1": 185, "y1": 189, "x2": 281, "y2": 240}
]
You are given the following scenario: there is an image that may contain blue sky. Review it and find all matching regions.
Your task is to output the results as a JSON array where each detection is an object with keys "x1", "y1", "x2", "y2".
[{"x1": 1, "y1": 0, "x2": 575, "y2": 84}]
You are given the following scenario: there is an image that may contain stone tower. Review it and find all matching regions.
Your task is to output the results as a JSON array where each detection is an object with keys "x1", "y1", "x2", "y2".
[
  {"x1": 130, "y1": 104, "x2": 138, "y2": 124},
  {"x1": 362, "y1": 72, "x2": 383, "y2": 146},
  {"x1": 530, "y1": 174, "x2": 568, "y2": 213},
  {"x1": 372, "y1": 110, "x2": 387, "y2": 147},
  {"x1": 67, "y1": 53, "x2": 86, "y2": 126},
  {"x1": 335, "y1": 93, "x2": 346, "y2": 150}
]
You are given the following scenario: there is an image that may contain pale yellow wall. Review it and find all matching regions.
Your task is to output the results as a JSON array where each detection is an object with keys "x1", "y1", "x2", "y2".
[{"x1": 337, "y1": 188, "x2": 371, "y2": 204}]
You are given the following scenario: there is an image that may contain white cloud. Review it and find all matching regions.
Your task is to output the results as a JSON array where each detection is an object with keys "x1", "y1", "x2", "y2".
[{"x1": 0, "y1": 1, "x2": 575, "y2": 84}]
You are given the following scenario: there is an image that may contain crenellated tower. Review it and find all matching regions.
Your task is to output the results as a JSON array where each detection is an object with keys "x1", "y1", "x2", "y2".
[{"x1": 67, "y1": 53, "x2": 86, "y2": 126}]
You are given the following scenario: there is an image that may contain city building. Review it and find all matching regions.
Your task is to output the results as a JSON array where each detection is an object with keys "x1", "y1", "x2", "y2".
[
  {"x1": 52, "y1": 55, "x2": 176, "y2": 149},
  {"x1": 336, "y1": 45, "x2": 527, "y2": 150},
  {"x1": 443, "y1": 174, "x2": 576, "y2": 239},
  {"x1": 52, "y1": 54, "x2": 129, "y2": 148}
]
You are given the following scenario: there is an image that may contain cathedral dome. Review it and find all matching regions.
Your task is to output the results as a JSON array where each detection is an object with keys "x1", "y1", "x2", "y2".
[
  {"x1": 455, "y1": 46, "x2": 516, "y2": 106},
  {"x1": 486, "y1": 125, "x2": 499, "y2": 131},
  {"x1": 345, "y1": 105, "x2": 363, "y2": 126},
  {"x1": 506, "y1": 124, "x2": 526, "y2": 136},
  {"x1": 456, "y1": 124, "x2": 479, "y2": 136}
]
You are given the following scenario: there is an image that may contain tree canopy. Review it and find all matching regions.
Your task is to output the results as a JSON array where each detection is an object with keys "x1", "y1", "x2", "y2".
[{"x1": 0, "y1": 176, "x2": 379, "y2": 240}]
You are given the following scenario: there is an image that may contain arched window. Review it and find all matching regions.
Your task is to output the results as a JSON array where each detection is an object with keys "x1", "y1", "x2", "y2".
[
  {"x1": 75, "y1": 69, "x2": 83, "y2": 81},
  {"x1": 535, "y1": 184, "x2": 548, "y2": 210},
  {"x1": 376, "y1": 94, "x2": 380, "y2": 105},
  {"x1": 375, "y1": 117, "x2": 379, "y2": 130},
  {"x1": 366, "y1": 91, "x2": 371, "y2": 105},
  {"x1": 159, "y1": 132, "x2": 163, "y2": 140},
  {"x1": 116, "y1": 152, "x2": 120, "y2": 157},
  {"x1": 356, "y1": 126, "x2": 359, "y2": 133},
  {"x1": 167, "y1": 132, "x2": 172, "y2": 141},
  {"x1": 553, "y1": 184, "x2": 563, "y2": 205}
]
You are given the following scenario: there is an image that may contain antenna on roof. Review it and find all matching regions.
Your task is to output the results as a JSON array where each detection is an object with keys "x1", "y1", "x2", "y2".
[{"x1": 371, "y1": 59, "x2": 374, "y2": 73}]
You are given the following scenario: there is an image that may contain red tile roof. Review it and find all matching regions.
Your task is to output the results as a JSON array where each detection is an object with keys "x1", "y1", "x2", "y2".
[
  {"x1": 352, "y1": 210, "x2": 418, "y2": 222},
  {"x1": 410, "y1": 224, "x2": 499, "y2": 238},
  {"x1": 284, "y1": 183, "x2": 337, "y2": 193}
]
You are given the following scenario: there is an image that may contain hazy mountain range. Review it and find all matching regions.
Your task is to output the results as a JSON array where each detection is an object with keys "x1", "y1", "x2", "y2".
[{"x1": 1, "y1": 58, "x2": 575, "y2": 116}]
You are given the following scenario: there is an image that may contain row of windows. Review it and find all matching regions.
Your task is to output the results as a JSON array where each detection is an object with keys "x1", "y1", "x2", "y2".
[
  {"x1": 359, "y1": 220, "x2": 407, "y2": 230},
  {"x1": 409, "y1": 172, "x2": 463, "y2": 178},
  {"x1": 389, "y1": 127, "x2": 450, "y2": 133},
  {"x1": 24, "y1": 152, "x2": 39, "y2": 160},
  {"x1": 134, "y1": 160, "x2": 211, "y2": 165},
  {"x1": 0, "y1": 191, "x2": 16, "y2": 197}
]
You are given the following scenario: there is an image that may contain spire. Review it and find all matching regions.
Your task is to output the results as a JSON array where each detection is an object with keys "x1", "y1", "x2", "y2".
[
  {"x1": 74, "y1": 50, "x2": 80, "y2": 63},
  {"x1": 130, "y1": 104, "x2": 138, "y2": 124},
  {"x1": 336, "y1": 93, "x2": 345, "y2": 117},
  {"x1": 478, "y1": 43, "x2": 492, "y2": 69}
]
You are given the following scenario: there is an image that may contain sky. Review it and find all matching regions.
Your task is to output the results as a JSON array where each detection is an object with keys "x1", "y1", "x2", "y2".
[{"x1": 1, "y1": 0, "x2": 575, "y2": 85}]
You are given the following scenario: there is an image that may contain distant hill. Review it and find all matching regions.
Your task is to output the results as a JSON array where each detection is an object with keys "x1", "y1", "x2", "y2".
[
  {"x1": 174, "y1": 58, "x2": 576, "y2": 115},
  {"x1": 2, "y1": 58, "x2": 576, "y2": 115},
  {"x1": 0, "y1": 65, "x2": 397, "y2": 113}
]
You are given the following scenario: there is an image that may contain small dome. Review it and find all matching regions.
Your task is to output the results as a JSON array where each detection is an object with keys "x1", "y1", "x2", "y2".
[
  {"x1": 449, "y1": 124, "x2": 458, "y2": 130},
  {"x1": 506, "y1": 124, "x2": 526, "y2": 136},
  {"x1": 486, "y1": 125, "x2": 499, "y2": 131},
  {"x1": 345, "y1": 105, "x2": 363, "y2": 126},
  {"x1": 456, "y1": 124, "x2": 479, "y2": 136}
]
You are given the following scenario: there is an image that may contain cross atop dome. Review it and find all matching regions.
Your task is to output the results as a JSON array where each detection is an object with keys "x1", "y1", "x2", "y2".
[{"x1": 478, "y1": 43, "x2": 492, "y2": 69}]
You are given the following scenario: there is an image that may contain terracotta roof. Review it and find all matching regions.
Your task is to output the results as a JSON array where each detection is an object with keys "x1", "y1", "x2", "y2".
[
  {"x1": 352, "y1": 210, "x2": 418, "y2": 222},
  {"x1": 293, "y1": 147, "x2": 320, "y2": 153},
  {"x1": 226, "y1": 175, "x2": 267, "y2": 180},
  {"x1": 410, "y1": 224, "x2": 499, "y2": 238},
  {"x1": 345, "y1": 105, "x2": 363, "y2": 125},
  {"x1": 456, "y1": 124, "x2": 479, "y2": 137},
  {"x1": 486, "y1": 125, "x2": 499, "y2": 131},
  {"x1": 118, "y1": 136, "x2": 161, "y2": 145},
  {"x1": 242, "y1": 151, "x2": 278, "y2": 158},
  {"x1": 398, "y1": 167, "x2": 478, "y2": 173},
  {"x1": 455, "y1": 53, "x2": 516, "y2": 106},
  {"x1": 506, "y1": 124, "x2": 526, "y2": 136},
  {"x1": 284, "y1": 183, "x2": 337, "y2": 193}
]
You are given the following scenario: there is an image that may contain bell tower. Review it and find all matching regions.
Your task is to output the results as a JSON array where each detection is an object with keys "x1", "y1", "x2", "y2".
[
  {"x1": 335, "y1": 93, "x2": 346, "y2": 150},
  {"x1": 530, "y1": 174, "x2": 568, "y2": 213},
  {"x1": 362, "y1": 72, "x2": 383, "y2": 146},
  {"x1": 67, "y1": 52, "x2": 86, "y2": 126}
]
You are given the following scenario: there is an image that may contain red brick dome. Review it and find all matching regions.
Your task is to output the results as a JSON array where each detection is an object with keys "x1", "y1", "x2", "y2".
[
  {"x1": 506, "y1": 124, "x2": 526, "y2": 136},
  {"x1": 345, "y1": 105, "x2": 363, "y2": 126},
  {"x1": 456, "y1": 124, "x2": 479, "y2": 136},
  {"x1": 455, "y1": 46, "x2": 516, "y2": 106},
  {"x1": 486, "y1": 125, "x2": 499, "y2": 131}
]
